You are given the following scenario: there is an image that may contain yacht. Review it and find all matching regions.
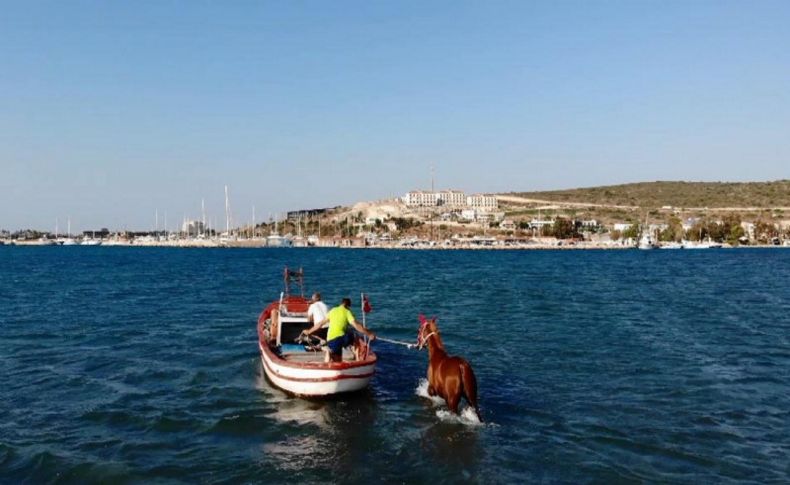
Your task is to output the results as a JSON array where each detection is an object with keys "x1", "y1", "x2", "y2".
[{"x1": 266, "y1": 233, "x2": 293, "y2": 248}]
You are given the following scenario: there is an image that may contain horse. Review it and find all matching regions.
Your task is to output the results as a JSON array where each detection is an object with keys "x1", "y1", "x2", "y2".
[{"x1": 417, "y1": 315, "x2": 482, "y2": 421}]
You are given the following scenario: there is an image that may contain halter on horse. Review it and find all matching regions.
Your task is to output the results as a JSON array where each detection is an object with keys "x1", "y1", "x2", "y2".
[{"x1": 417, "y1": 315, "x2": 482, "y2": 421}]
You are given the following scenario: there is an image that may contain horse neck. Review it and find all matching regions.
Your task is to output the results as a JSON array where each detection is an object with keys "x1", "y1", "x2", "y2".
[{"x1": 427, "y1": 333, "x2": 446, "y2": 360}]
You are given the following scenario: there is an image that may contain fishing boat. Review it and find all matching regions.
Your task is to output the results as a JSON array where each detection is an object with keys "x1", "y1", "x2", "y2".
[
  {"x1": 637, "y1": 232, "x2": 658, "y2": 250},
  {"x1": 257, "y1": 268, "x2": 376, "y2": 396},
  {"x1": 637, "y1": 215, "x2": 659, "y2": 250}
]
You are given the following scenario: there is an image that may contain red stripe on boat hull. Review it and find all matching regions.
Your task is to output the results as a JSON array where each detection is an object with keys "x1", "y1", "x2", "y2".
[{"x1": 261, "y1": 354, "x2": 375, "y2": 383}]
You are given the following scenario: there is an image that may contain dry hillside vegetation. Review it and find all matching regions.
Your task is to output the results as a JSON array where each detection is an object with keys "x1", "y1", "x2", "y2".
[{"x1": 506, "y1": 181, "x2": 790, "y2": 209}]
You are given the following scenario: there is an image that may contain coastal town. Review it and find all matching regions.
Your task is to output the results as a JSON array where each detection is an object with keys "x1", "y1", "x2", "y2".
[{"x1": 3, "y1": 183, "x2": 790, "y2": 249}]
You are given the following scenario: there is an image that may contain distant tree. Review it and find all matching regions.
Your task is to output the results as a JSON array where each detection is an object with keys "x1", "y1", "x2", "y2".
[
  {"x1": 610, "y1": 229, "x2": 621, "y2": 241},
  {"x1": 706, "y1": 220, "x2": 725, "y2": 242},
  {"x1": 392, "y1": 217, "x2": 420, "y2": 232},
  {"x1": 659, "y1": 216, "x2": 683, "y2": 242},
  {"x1": 552, "y1": 217, "x2": 576, "y2": 239},
  {"x1": 753, "y1": 219, "x2": 778, "y2": 243},
  {"x1": 721, "y1": 214, "x2": 745, "y2": 245},
  {"x1": 686, "y1": 220, "x2": 707, "y2": 241},
  {"x1": 622, "y1": 224, "x2": 640, "y2": 240}
]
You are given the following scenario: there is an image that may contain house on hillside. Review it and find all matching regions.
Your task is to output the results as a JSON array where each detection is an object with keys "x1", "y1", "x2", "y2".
[
  {"x1": 500, "y1": 219, "x2": 516, "y2": 230},
  {"x1": 613, "y1": 223, "x2": 634, "y2": 232}
]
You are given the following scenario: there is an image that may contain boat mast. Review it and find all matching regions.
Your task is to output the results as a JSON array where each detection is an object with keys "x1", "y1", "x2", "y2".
[
  {"x1": 225, "y1": 185, "x2": 230, "y2": 236},
  {"x1": 201, "y1": 198, "x2": 206, "y2": 238}
]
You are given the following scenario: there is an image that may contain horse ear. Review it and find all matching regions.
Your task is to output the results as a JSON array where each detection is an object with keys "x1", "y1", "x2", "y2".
[{"x1": 418, "y1": 314, "x2": 427, "y2": 324}]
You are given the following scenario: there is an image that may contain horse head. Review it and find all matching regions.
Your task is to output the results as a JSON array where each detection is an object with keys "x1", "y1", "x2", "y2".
[{"x1": 417, "y1": 314, "x2": 440, "y2": 350}]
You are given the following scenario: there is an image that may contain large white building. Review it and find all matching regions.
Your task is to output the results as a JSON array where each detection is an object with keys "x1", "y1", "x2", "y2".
[
  {"x1": 403, "y1": 190, "x2": 440, "y2": 207},
  {"x1": 466, "y1": 194, "x2": 498, "y2": 209},
  {"x1": 403, "y1": 190, "x2": 497, "y2": 209},
  {"x1": 438, "y1": 190, "x2": 467, "y2": 207}
]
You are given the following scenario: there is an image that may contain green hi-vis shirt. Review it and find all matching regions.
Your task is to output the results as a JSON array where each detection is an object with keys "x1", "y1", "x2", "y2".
[{"x1": 327, "y1": 305, "x2": 356, "y2": 341}]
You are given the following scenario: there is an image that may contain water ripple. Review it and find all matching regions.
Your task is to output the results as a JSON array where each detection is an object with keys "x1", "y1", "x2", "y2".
[{"x1": 1, "y1": 247, "x2": 789, "y2": 482}]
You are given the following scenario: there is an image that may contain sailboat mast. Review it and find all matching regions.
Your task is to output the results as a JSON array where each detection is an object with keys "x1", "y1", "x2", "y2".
[{"x1": 224, "y1": 185, "x2": 230, "y2": 236}]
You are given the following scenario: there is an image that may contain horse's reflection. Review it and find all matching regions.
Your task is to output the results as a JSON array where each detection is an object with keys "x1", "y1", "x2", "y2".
[{"x1": 420, "y1": 422, "x2": 482, "y2": 479}]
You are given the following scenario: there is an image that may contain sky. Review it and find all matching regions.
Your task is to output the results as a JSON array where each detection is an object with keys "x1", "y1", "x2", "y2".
[{"x1": 1, "y1": 1, "x2": 789, "y2": 232}]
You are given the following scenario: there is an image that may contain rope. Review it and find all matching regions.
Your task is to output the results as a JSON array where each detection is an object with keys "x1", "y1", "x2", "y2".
[{"x1": 376, "y1": 337, "x2": 418, "y2": 349}]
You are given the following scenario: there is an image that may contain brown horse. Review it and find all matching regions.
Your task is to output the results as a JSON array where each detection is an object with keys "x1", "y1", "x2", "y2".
[{"x1": 417, "y1": 315, "x2": 482, "y2": 421}]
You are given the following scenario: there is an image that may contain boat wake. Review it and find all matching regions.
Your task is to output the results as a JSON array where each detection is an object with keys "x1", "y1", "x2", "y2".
[{"x1": 415, "y1": 379, "x2": 483, "y2": 426}]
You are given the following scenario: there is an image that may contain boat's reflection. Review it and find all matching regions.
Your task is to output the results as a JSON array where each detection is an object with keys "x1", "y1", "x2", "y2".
[{"x1": 254, "y1": 361, "x2": 378, "y2": 473}]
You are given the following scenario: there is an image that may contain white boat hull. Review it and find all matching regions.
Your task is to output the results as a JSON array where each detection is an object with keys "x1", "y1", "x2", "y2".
[{"x1": 259, "y1": 342, "x2": 375, "y2": 396}]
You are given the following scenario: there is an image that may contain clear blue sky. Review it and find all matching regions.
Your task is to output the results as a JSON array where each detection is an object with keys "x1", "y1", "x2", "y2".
[{"x1": 2, "y1": 1, "x2": 789, "y2": 232}]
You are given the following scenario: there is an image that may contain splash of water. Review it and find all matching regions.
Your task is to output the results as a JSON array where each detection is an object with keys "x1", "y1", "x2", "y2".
[
  {"x1": 415, "y1": 378, "x2": 446, "y2": 406},
  {"x1": 436, "y1": 407, "x2": 482, "y2": 426},
  {"x1": 415, "y1": 379, "x2": 483, "y2": 426}
]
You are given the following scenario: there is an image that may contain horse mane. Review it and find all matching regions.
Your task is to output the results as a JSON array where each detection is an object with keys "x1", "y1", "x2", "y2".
[{"x1": 429, "y1": 321, "x2": 446, "y2": 351}]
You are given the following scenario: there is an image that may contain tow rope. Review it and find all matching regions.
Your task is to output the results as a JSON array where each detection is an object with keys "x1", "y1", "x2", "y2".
[{"x1": 376, "y1": 337, "x2": 417, "y2": 349}]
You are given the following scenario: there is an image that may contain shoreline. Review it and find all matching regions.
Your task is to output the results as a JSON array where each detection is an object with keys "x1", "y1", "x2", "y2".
[{"x1": 2, "y1": 239, "x2": 788, "y2": 251}]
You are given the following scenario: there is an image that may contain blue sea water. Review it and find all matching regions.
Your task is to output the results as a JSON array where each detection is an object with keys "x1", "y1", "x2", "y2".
[{"x1": 1, "y1": 246, "x2": 789, "y2": 483}]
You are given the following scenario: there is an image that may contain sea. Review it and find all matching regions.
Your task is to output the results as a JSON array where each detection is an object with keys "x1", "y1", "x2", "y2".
[{"x1": 1, "y1": 246, "x2": 789, "y2": 484}]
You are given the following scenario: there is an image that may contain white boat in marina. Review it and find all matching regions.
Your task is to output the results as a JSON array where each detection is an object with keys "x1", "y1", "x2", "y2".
[
  {"x1": 264, "y1": 215, "x2": 292, "y2": 247},
  {"x1": 659, "y1": 241, "x2": 684, "y2": 249},
  {"x1": 81, "y1": 228, "x2": 102, "y2": 246},
  {"x1": 638, "y1": 232, "x2": 658, "y2": 250},
  {"x1": 265, "y1": 233, "x2": 293, "y2": 247},
  {"x1": 683, "y1": 239, "x2": 722, "y2": 249},
  {"x1": 637, "y1": 215, "x2": 659, "y2": 250},
  {"x1": 57, "y1": 218, "x2": 77, "y2": 245}
]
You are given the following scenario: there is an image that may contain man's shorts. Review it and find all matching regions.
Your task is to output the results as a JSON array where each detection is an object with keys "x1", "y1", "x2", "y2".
[{"x1": 327, "y1": 332, "x2": 355, "y2": 355}]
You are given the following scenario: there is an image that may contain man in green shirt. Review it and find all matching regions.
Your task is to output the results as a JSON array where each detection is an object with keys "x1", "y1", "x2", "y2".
[{"x1": 302, "y1": 297, "x2": 376, "y2": 362}]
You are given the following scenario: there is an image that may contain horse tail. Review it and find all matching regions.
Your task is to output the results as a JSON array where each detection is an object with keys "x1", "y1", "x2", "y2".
[{"x1": 459, "y1": 360, "x2": 482, "y2": 422}]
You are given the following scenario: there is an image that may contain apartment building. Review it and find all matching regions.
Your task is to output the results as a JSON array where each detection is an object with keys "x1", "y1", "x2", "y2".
[{"x1": 466, "y1": 194, "x2": 498, "y2": 209}]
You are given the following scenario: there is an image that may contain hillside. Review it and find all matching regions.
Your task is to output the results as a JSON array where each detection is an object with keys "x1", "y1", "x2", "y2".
[{"x1": 505, "y1": 181, "x2": 790, "y2": 209}]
